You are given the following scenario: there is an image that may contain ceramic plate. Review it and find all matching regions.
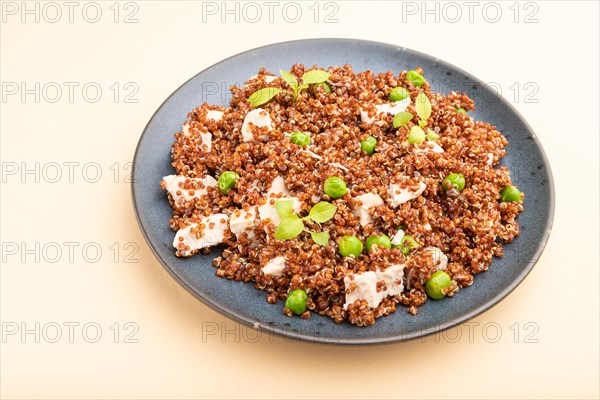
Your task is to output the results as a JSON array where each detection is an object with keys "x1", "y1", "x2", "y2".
[{"x1": 132, "y1": 39, "x2": 554, "y2": 344}]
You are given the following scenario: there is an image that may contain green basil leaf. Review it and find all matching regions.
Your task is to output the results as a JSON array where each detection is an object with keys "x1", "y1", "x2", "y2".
[
  {"x1": 247, "y1": 88, "x2": 284, "y2": 107},
  {"x1": 426, "y1": 129, "x2": 439, "y2": 141},
  {"x1": 317, "y1": 82, "x2": 332, "y2": 93},
  {"x1": 393, "y1": 111, "x2": 414, "y2": 128},
  {"x1": 408, "y1": 126, "x2": 426, "y2": 144},
  {"x1": 279, "y1": 70, "x2": 298, "y2": 89},
  {"x1": 307, "y1": 201, "x2": 337, "y2": 223},
  {"x1": 415, "y1": 92, "x2": 432, "y2": 121},
  {"x1": 418, "y1": 120, "x2": 428, "y2": 127},
  {"x1": 293, "y1": 84, "x2": 309, "y2": 100},
  {"x1": 302, "y1": 70, "x2": 331, "y2": 85},
  {"x1": 275, "y1": 199, "x2": 294, "y2": 220},
  {"x1": 310, "y1": 231, "x2": 330, "y2": 246},
  {"x1": 274, "y1": 215, "x2": 304, "y2": 240}
]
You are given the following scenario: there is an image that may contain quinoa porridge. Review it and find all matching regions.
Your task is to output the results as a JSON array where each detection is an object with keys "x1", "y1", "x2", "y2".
[{"x1": 160, "y1": 65, "x2": 524, "y2": 327}]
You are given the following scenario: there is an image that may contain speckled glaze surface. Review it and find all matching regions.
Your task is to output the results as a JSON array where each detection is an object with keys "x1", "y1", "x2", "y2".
[{"x1": 132, "y1": 39, "x2": 555, "y2": 345}]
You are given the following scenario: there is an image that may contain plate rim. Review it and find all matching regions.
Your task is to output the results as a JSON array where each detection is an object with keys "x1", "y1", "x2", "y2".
[{"x1": 131, "y1": 38, "x2": 556, "y2": 345}]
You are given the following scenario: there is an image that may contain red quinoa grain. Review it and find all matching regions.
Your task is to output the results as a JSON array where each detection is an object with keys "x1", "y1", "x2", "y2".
[{"x1": 162, "y1": 65, "x2": 524, "y2": 326}]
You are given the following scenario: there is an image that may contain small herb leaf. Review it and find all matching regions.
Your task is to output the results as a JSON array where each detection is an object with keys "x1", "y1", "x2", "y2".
[
  {"x1": 307, "y1": 201, "x2": 337, "y2": 223},
  {"x1": 248, "y1": 88, "x2": 284, "y2": 107},
  {"x1": 302, "y1": 70, "x2": 331, "y2": 85},
  {"x1": 408, "y1": 126, "x2": 426, "y2": 144},
  {"x1": 293, "y1": 84, "x2": 309, "y2": 100},
  {"x1": 418, "y1": 120, "x2": 428, "y2": 127},
  {"x1": 274, "y1": 215, "x2": 304, "y2": 240},
  {"x1": 279, "y1": 70, "x2": 298, "y2": 88},
  {"x1": 415, "y1": 92, "x2": 432, "y2": 121},
  {"x1": 426, "y1": 129, "x2": 440, "y2": 141},
  {"x1": 318, "y1": 82, "x2": 332, "y2": 93},
  {"x1": 310, "y1": 231, "x2": 330, "y2": 246},
  {"x1": 275, "y1": 199, "x2": 294, "y2": 220},
  {"x1": 393, "y1": 111, "x2": 414, "y2": 128}
]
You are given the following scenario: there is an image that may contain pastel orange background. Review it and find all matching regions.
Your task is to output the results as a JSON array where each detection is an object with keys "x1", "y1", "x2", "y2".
[{"x1": 1, "y1": 1, "x2": 598, "y2": 399}]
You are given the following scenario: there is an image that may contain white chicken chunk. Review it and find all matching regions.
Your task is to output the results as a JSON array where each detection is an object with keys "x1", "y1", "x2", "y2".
[
  {"x1": 173, "y1": 214, "x2": 229, "y2": 256},
  {"x1": 388, "y1": 182, "x2": 427, "y2": 207},
  {"x1": 163, "y1": 174, "x2": 217, "y2": 203},
  {"x1": 352, "y1": 193, "x2": 384, "y2": 226},
  {"x1": 241, "y1": 108, "x2": 273, "y2": 142}
]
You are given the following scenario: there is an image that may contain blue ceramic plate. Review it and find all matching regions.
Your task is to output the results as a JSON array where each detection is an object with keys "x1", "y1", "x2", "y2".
[{"x1": 132, "y1": 39, "x2": 554, "y2": 344}]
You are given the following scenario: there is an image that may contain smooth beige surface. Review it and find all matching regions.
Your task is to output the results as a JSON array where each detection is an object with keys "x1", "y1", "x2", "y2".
[{"x1": 1, "y1": 1, "x2": 598, "y2": 399}]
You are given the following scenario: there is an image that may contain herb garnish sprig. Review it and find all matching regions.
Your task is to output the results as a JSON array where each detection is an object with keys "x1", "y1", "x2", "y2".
[
  {"x1": 273, "y1": 200, "x2": 336, "y2": 246},
  {"x1": 247, "y1": 69, "x2": 331, "y2": 107},
  {"x1": 392, "y1": 91, "x2": 438, "y2": 143}
]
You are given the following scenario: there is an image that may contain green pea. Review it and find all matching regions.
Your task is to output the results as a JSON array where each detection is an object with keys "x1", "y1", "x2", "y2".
[
  {"x1": 408, "y1": 126, "x2": 425, "y2": 144},
  {"x1": 324, "y1": 176, "x2": 347, "y2": 199},
  {"x1": 360, "y1": 136, "x2": 377, "y2": 155},
  {"x1": 366, "y1": 234, "x2": 392, "y2": 252},
  {"x1": 406, "y1": 70, "x2": 426, "y2": 87},
  {"x1": 456, "y1": 107, "x2": 467, "y2": 115},
  {"x1": 389, "y1": 87, "x2": 410, "y2": 102},
  {"x1": 217, "y1": 171, "x2": 239, "y2": 194},
  {"x1": 285, "y1": 289, "x2": 308, "y2": 315},
  {"x1": 393, "y1": 234, "x2": 419, "y2": 255},
  {"x1": 425, "y1": 271, "x2": 452, "y2": 300},
  {"x1": 442, "y1": 173, "x2": 465, "y2": 192},
  {"x1": 290, "y1": 131, "x2": 311, "y2": 147},
  {"x1": 338, "y1": 235, "x2": 363, "y2": 257},
  {"x1": 500, "y1": 185, "x2": 522, "y2": 202}
]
